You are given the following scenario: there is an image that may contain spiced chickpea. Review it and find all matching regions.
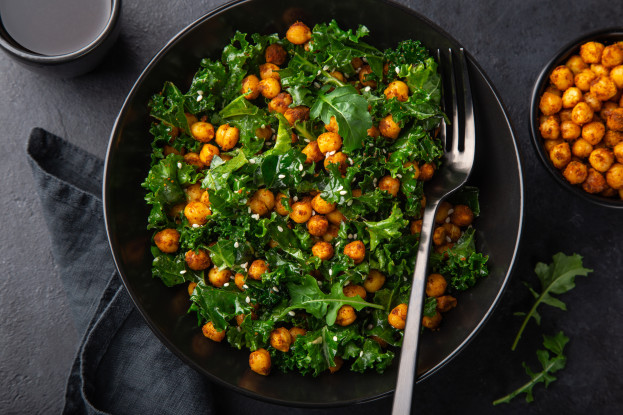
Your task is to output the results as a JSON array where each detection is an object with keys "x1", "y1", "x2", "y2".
[
  {"x1": 574, "y1": 69, "x2": 597, "y2": 91},
  {"x1": 384, "y1": 80, "x2": 409, "y2": 102},
  {"x1": 322, "y1": 224, "x2": 339, "y2": 242},
  {"x1": 605, "y1": 130, "x2": 623, "y2": 148},
  {"x1": 443, "y1": 222, "x2": 461, "y2": 242},
  {"x1": 378, "y1": 175, "x2": 400, "y2": 196},
  {"x1": 187, "y1": 282, "x2": 197, "y2": 296},
  {"x1": 312, "y1": 241, "x2": 334, "y2": 260},
  {"x1": 581, "y1": 121, "x2": 606, "y2": 145},
  {"x1": 199, "y1": 143, "x2": 220, "y2": 166},
  {"x1": 311, "y1": 193, "x2": 336, "y2": 214},
  {"x1": 183, "y1": 152, "x2": 204, "y2": 169},
  {"x1": 590, "y1": 76, "x2": 617, "y2": 101},
  {"x1": 249, "y1": 348, "x2": 271, "y2": 376},
  {"x1": 163, "y1": 145, "x2": 182, "y2": 156},
  {"x1": 559, "y1": 109, "x2": 573, "y2": 122},
  {"x1": 275, "y1": 193, "x2": 291, "y2": 216},
  {"x1": 241, "y1": 75, "x2": 260, "y2": 99},
  {"x1": 539, "y1": 91, "x2": 562, "y2": 115},
  {"x1": 539, "y1": 115, "x2": 560, "y2": 140},
  {"x1": 184, "y1": 183, "x2": 203, "y2": 202},
  {"x1": 317, "y1": 132, "x2": 343, "y2": 153},
  {"x1": 364, "y1": 269, "x2": 386, "y2": 293},
  {"x1": 169, "y1": 203, "x2": 185, "y2": 220},
  {"x1": 561, "y1": 87, "x2": 582, "y2": 108},
  {"x1": 325, "y1": 116, "x2": 339, "y2": 133},
  {"x1": 379, "y1": 114, "x2": 401, "y2": 139},
  {"x1": 606, "y1": 164, "x2": 623, "y2": 189},
  {"x1": 234, "y1": 273, "x2": 246, "y2": 290},
  {"x1": 563, "y1": 161, "x2": 588, "y2": 184},
  {"x1": 154, "y1": 228, "x2": 180, "y2": 253},
  {"x1": 571, "y1": 102, "x2": 594, "y2": 125},
  {"x1": 388, "y1": 304, "x2": 408, "y2": 329},
  {"x1": 450, "y1": 204, "x2": 474, "y2": 227},
  {"x1": 566, "y1": 54, "x2": 588, "y2": 74},
  {"x1": 190, "y1": 122, "x2": 215, "y2": 143},
  {"x1": 422, "y1": 312, "x2": 442, "y2": 330},
  {"x1": 549, "y1": 65, "x2": 574, "y2": 90},
  {"x1": 403, "y1": 161, "x2": 421, "y2": 179},
  {"x1": 410, "y1": 219, "x2": 423, "y2": 235},
  {"x1": 307, "y1": 215, "x2": 329, "y2": 236},
  {"x1": 302, "y1": 141, "x2": 324, "y2": 164},
  {"x1": 259, "y1": 63, "x2": 280, "y2": 80},
  {"x1": 367, "y1": 125, "x2": 380, "y2": 138},
  {"x1": 589, "y1": 148, "x2": 615, "y2": 172},
  {"x1": 582, "y1": 168, "x2": 607, "y2": 193},
  {"x1": 359, "y1": 65, "x2": 376, "y2": 88},
  {"x1": 584, "y1": 92, "x2": 603, "y2": 112},
  {"x1": 435, "y1": 201, "x2": 452, "y2": 224},
  {"x1": 606, "y1": 108, "x2": 623, "y2": 131},
  {"x1": 202, "y1": 321, "x2": 226, "y2": 342},
  {"x1": 185, "y1": 249, "x2": 211, "y2": 271},
  {"x1": 614, "y1": 142, "x2": 623, "y2": 163},
  {"x1": 343, "y1": 284, "x2": 367, "y2": 300},
  {"x1": 185, "y1": 113, "x2": 198, "y2": 126},
  {"x1": 329, "y1": 356, "x2": 344, "y2": 374},
  {"x1": 436, "y1": 295, "x2": 458, "y2": 313},
  {"x1": 432, "y1": 226, "x2": 446, "y2": 246},
  {"x1": 265, "y1": 43, "x2": 287, "y2": 65},
  {"x1": 336, "y1": 305, "x2": 357, "y2": 326},
  {"x1": 289, "y1": 327, "x2": 307, "y2": 341},
  {"x1": 268, "y1": 92, "x2": 293, "y2": 114},
  {"x1": 258, "y1": 78, "x2": 281, "y2": 99},
  {"x1": 573, "y1": 138, "x2": 595, "y2": 158},
  {"x1": 270, "y1": 327, "x2": 292, "y2": 352},
  {"x1": 254, "y1": 189, "x2": 275, "y2": 211},
  {"x1": 549, "y1": 142, "x2": 572, "y2": 169},
  {"x1": 290, "y1": 199, "x2": 313, "y2": 223},
  {"x1": 419, "y1": 163, "x2": 435, "y2": 181},
  {"x1": 610, "y1": 65, "x2": 623, "y2": 89},
  {"x1": 330, "y1": 71, "x2": 346, "y2": 83},
  {"x1": 601, "y1": 44, "x2": 623, "y2": 67},
  {"x1": 286, "y1": 21, "x2": 311, "y2": 45},
  {"x1": 580, "y1": 41, "x2": 605, "y2": 64},
  {"x1": 560, "y1": 121, "x2": 581, "y2": 140},
  {"x1": 284, "y1": 106, "x2": 310, "y2": 126},
  {"x1": 344, "y1": 241, "x2": 365, "y2": 264},
  {"x1": 248, "y1": 259, "x2": 269, "y2": 280},
  {"x1": 184, "y1": 201, "x2": 211, "y2": 226},
  {"x1": 591, "y1": 64, "x2": 610, "y2": 77},
  {"x1": 208, "y1": 267, "x2": 230, "y2": 287},
  {"x1": 351, "y1": 57, "x2": 364, "y2": 70}
]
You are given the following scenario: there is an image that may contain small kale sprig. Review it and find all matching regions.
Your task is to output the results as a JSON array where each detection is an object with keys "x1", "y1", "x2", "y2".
[
  {"x1": 494, "y1": 331, "x2": 569, "y2": 405},
  {"x1": 512, "y1": 253, "x2": 592, "y2": 350}
]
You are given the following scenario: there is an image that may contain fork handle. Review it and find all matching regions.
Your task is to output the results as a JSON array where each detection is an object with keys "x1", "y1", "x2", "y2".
[{"x1": 391, "y1": 199, "x2": 441, "y2": 415}]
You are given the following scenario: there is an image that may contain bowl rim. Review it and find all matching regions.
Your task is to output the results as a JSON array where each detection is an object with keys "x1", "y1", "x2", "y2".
[
  {"x1": 0, "y1": 0, "x2": 121, "y2": 63},
  {"x1": 103, "y1": 0, "x2": 524, "y2": 407},
  {"x1": 529, "y1": 28, "x2": 623, "y2": 209}
]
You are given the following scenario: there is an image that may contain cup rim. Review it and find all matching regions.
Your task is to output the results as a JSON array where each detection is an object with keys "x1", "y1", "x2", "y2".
[
  {"x1": 529, "y1": 27, "x2": 623, "y2": 209},
  {"x1": 0, "y1": 0, "x2": 121, "y2": 64}
]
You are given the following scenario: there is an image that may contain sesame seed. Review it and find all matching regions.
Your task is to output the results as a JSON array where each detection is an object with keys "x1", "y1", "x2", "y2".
[
  {"x1": 312, "y1": 211, "x2": 316, "y2": 216},
  {"x1": 396, "y1": 174, "x2": 402, "y2": 179},
  {"x1": 367, "y1": 324, "x2": 374, "y2": 330},
  {"x1": 395, "y1": 66, "x2": 400, "y2": 74},
  {"x1": 323, "y1": 65, "x2": 329, "y2": 71},
  {"x1": 249, "y1": 159, "x2": 256, "y2": 164},
  {"x1": 278, "y1": 174, "x2": 285, "y2": 179},
  {"x1": 304, "y1": 138, "x2": 310, "y2": 142},
  {"x1": 245, "y1": 296, "x2": 251, "y2": 303},
  {"x1": 271, "y1": 135, "x2": 276, "y2": 140},
  {"x1": 448, "y1": 209, "x2": 455, "y2": 215},
  {"x1": 353, "y1": 233, "x2": 358, "y2": 239},
  {"x1": 364, "y1": 86, "x2": 371, "y2": 92},
  {"x1": 293, "y1": 196, "x2": 299, "y2": 202},
  {"x1": 362, "y1": 57, "x2": 368, "y2": 63},
  {"x1": 288, "y1": 311, "x2": 296, "y2": 316},
  {"x1": 317, "y1": 281, "x2": 323, "y2": 286},
  {"x1": 240, "y1": 198, "x2": 247, "y2": 204},
  {"x1": 180, "y1": 270, "x2": 186, "y2": 274},
  {"x1": 348, "y1": 158, "x2": 353, "y2": 165},
  {"x1": 234, "y1": 241, "x2": 239, "y2": 248},
  {"x1": 223, "y1": 283, "x2": 229, "y2": 287},
  {"x1": 314, "y1": 82, "x2": 321, "y2": 88},
  {"x1": 197, "y1": 90, "x2": 203, "y2": 95},
  {"x1": 298, "y1": 164, "x2": 304, "y2": 171},
  {"x1": 277, "y1": 226, "x2": 284, "y2": 232},
  {"x1": 329, "y1": 269, "x2": 333, "y2": 276},
  {"x1": 192, "y1": 224, "x2": 200, "y2": 228},
  {"x1": 317, "y1": 70, "x2": 321, "y2": 76},
  {"x1": 445, "y1": 217, "x2": 451, "y2": 223},
  {"x1": 403, "y1": 276, "x2": 407, "y2": 281},
  {"x1": 273, "y1": 286, "x2": 279, "y2": 292},
  {"x1": 302, "y1": 172, "x2": 306, "y2": 177},
  {"x1": 261, "y1": 124, "x2": 265, "y2": 129},
  {"x1": 347, "y1": 200, "x2": 353, "y2": 206},
  {"x1": 348, "y1": 234, "x2": 353, "y2": 239},
  {"x1": 237, "y1": 326, "x2": 241, "y2": 332},
  {"x1": 339, "y1": 190, "x2": 347, "y2": 195},
  {"x1": 446, "y1": 236, "x2": 452, "y2": 243},
  {"x1": 177, "y1": 162, "x2": 182, "y2": 169},
  {"x1": 359, "y1": 351, "x2": 364, "y2": 357},
  {"x1": 242, "y1": 262, "x2": 248, "y2": 269},
  {"x1": 252, "y1": 214, "x2": 260, "y2": 220},
  {"x1": 333, "y1": 336, "x2": 338, "y2": 341},
  {"x1": 248, "y1": 207, "x2": 252, "y2": 214},
  {"x1": 243, "y1": 284, "x2": 249, "y2": 289},
  {"x1": 196, "y1": 95, "x2": 203, "y2": 102}
]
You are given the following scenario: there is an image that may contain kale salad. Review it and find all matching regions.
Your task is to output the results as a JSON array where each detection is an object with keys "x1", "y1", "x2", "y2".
[{"x1": 142, "y1": 20, "x2": 488, "y2": 377}]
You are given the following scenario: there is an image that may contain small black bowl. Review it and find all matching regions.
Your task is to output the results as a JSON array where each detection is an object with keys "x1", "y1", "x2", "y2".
[
  {"x1": 0, "y1": 0, "x2": 121, "y2": 78},
  {"x1": 530, "y1": 28, "x2": 623, "y2": 209}
]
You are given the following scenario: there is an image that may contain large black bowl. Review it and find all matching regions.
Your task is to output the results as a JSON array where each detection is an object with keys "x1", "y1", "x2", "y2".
[{"x1": 104, "y1": 0, "x2": 523, "y2": 407}]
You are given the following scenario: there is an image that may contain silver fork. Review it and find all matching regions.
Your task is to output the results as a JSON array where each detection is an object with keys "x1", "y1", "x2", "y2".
[{"x1": 391, "y1": 48, "x2": 475, "y2": 415}]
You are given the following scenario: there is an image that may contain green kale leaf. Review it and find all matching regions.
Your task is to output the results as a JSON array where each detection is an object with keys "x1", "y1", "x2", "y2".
[{"x1": 364, "y1": 204, "x2": 409, "y2": 251}]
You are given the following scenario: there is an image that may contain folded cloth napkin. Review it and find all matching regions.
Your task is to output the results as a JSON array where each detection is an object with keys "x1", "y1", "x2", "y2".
[{"x1": 27, "y1": 128, "x2": 389, "y2": 415}]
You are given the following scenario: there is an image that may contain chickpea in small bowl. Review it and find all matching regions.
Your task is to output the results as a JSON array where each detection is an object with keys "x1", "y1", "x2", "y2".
[{"x1": 530, "y1": 29, "x2": 623, "y2": 209}]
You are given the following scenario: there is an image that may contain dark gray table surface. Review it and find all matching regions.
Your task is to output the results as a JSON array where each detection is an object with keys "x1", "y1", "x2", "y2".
[{"x1": 1, "y1": 0, "x2": 622, "y2": 414}]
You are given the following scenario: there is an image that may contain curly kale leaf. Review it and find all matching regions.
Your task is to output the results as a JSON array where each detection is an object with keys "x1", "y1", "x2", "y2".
[
  {"x1": 149, "y1": 82, "x2": 192, "y2": 135},
  {"x1": 384, "y1": 39, "x2": 429, "y2": 77},
  {"x1": 364, "y1": 204, "x2": 409, "y2": 251},
  {"x1": 189, "y1": 281, "x2": 253, "y2": 331},
  {"x1": 150, "y1": 246, "x2": 201, "y2": 287},
  {"x1": 350, "y1": 338, "x2": 395, "y2": 374}
]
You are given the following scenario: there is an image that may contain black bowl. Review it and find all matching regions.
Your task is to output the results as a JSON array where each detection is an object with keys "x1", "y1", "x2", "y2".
[
  {"x1": 0, "y1": 0, "x2": 121, "y2": 78},
  {"x1": 530, "y1": 29, "x2": 623, "y2": 209},
  {"x1": 104, "y1": 0, "x2": 523, "y2": 407}
]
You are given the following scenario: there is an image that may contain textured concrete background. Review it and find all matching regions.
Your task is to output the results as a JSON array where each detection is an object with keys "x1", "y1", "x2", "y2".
[{"x1": 1, "y1": 0, "x2": 622, "y2": 414}]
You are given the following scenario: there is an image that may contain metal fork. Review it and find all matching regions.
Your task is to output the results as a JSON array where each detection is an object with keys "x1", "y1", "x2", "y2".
[{"x1": 391, "y1": 48, "x2": 475, "y2": 415}]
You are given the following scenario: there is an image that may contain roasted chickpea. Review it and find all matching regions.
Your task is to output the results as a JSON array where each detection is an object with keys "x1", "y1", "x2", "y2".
[
  {"x1": 284, "y1": 105, "x2": 310, "y2": 126},
  {"x1": 581, "y1": 121, "x2": 606, "y2": 145},
  {"x1": 248, "y1": 259, "x2": 269, "y2": 281},
  {"x1": 560, "y1": 121, "x2": 581, "y2": 140},
  {"x1": 259, "y1": 63, "x2": 280, "y2": 80},
  {"x1": 184, "y1": 201, "x2": 211, "y2": 226},
  {"x1": 549, "y1": 65, "x2": 574, "y2": 90},
  {"x1": 317, "y1": 132, "x2": 343, "y2": 154},
  {"x1": 379, "y1": 114, "x2": 401, "y2": 139},
  {"x1": 543, "y1": 139, "x2": 564, "y2": 153},
  {"x1": 610, "y1": 65, "x2": 623, "y2": 89},
  {"x1": 329, "y1": 356, "x2": 344, "y2": 374},
  {"x1": 364, "y1": 270, "x2": 386, "y2": 293},
  {"x1": 325, "y1": 209, "x2": 345, "y2": 225},
  {"x1": 606, "y1": 108, "x2": 623, "y2": 131},
  {"x1": 199, "y1": 143, "x2": 220, "y2": 166},
  {"x1": 584, "y1": 92, "x2": 603, "y2": 112},
  {"x1": 432, "y1": 226, "x2": 446, "y2": 246},
  {"x1": 359, "y1": 65, "x2": 376, "y2": 88},
  {"x1": 275, "y1": 193, "x2": 291, "y2": 216},
  {"x1": 302, "y1": 141, "x2": 324, "y2": 163},
  {"x1": 367, "y1": 125, "x2": 380, "y2": 138},
  {"x1": 343, "y1": 284, "x2": 367, "y2": 300},
  {"x1": 614, "y1": 142, "x2": 623, "y2": 163},
  {"x1": 290, "y1": 199, "x2": 313, "y2": 223},
  {"x1": 286, "y1": 21, "x2": 311, "y2": 45},
  {"x1": 450, "y1": 204, "x2": 474, "y2": 227},
  {"x1": 580, "y1": 41, "x2": 605, "y2": 64},
  {"x1": 436, "y1": 295, "x2": 457, "y2": 313},
  {"x1": 289, "y1": 327, "x2": 307, "y2": 341},
  {"x1": 434, "y1": 201, "x2": 452, "y2": 224},
  {"x1": 168, "y1": 203, "x2": 185, "y2": 220},
  {"x1": 183, "y1": 152, "x2": 204, "y2": 169},
  {"x1": 312, "y1": 241, "x2": 334, "y2": 261},
  {"x1": 307, "y1": 215, "x2": 329, "y2": 236},
  {"x1": 549, "y1": 142, "x2": 572, "y2": 169},
  {"x1": 352, "y1": 188, "x2": 362, "y2": 197},
  {"x1": 378, "y1": 175, "x2": 400, "y2": 196},
  {"x1": 571, "y1": 102, "x2": 594, "y2": 125},
  {"x1": 330, "y1": 71, "x2": 346, "y2": 83},
  {"x1": 249, "y1": 348, "x2": 271, "y2": 376},
  {"x1": 190, "y1": 121, "x2": 215, "y2": 143},
  {"x1": 410, "y1": 219, "x2": 423, "y2": 235},
  {"x1": 270, "y1": 327, "x2": 292, "y2": 352},
  {"x1": 311, "y1": 193, "x2": 336, "y2": 214},
  {"x1": 258, "y1": 78, "x2": 281, "y2": 99},
  {"x1": 214, "y1": 124, "x2": 240, "y2": 151},
  {"x1": 202, "y1": 321, "x2": 226, "y2": 342},
  {"x1": 559, "y1": 108, "x2": 573, "y2": 122},
  {"x1": 388, "y1": 304, "x2": 408, "y2": 329},
  {"x1": 539, "y1": 91, "x2": 563, "y2": 115},
  {"x1": 590, "y1": 76, "x2": 617, "y2": 101},
  {"x1": 184, "y1": 183, "x2": 203, "y2": 202},
  {"x1": 351, "y1": 57, "x2": 364, "y2": 70},
  {"x1": 589, "y1": 148, "x2": 615, "y2": 172},
  {"x1": 403, "y1": 161, "x2": 421, "y2": 179},
  {"x1": 154, "y1": 228, "x2": 180, "y2": 253},
  {"x1": 248, "y1": 198, "x2": 269, "y2": 217},
  {"x1": 442, "y1": 222, "x2": 461, "y2": 242},
  {"x1": 187, "y1": 282, "x2": 197, "y2": 296},
  {"x1": 566, "y1": 54, "x2": 588, "y2": 74},
  {"x1": 583, "y1": 168, "x2": 607, "y2": 193},
  {"x1": 241, "y1": 75, "x2": 260, "y2": 100},
  {"x1": 163, "y1": 145, "x2": 183, "y2": 156},
  {"x1": 574, "y1": 69, "x2": 597, "y2": 91},
  {"x1": 606, "y1": 164, "x2": 623, "y2": 189},
  {"x1": 422, "y1": 311, "x2": 442, "y2": 330},
  {"x1": 322, "y1": 224, "x2": 339, "y2": 242},
  {"x1": 591, "y1": 63, "x2": 610, "y2": 77},
  {"x1": 419, "y1": 163, "x2": 435, "y2": 181},
  {"x1": 209, "y1": 267, "x2": 231, "y2": 287},
  {"x1": 344, "y1": 241, "x2": 365, "y2": 264},
  {"x1": 336, "y1": 305, "x2": 357, "y2": 326},
  {"x1": 384, "y1": 80, "x2": 409, "y2": 102},
  {"x1": 426, "y1": 273, "x2": 447, "y2": 297},
  {"x1": 265, "y1": 43, "x2": 287, "y2": 65},
  {"x1": 199, "y1": 191, "x2": 210, "y2": 208},
  {"x1": 325, "y1": 116, "x2": 339, "y2": 133},
  {"x1": 563, "y1": 161, "x2": 588, "y2": 184},
  {"x1": 185, "y1": 249, "x2": 211, "y2": 271},
  {"x1": 254, "y1": 189, "x2": 276, "y2": 212},
  {"x1": 185, "y1": 113, "x2": 198, "y2": 126},
  {"x1": 539, "y1": 115, "x2": 560, "y2": 139},
  {"x1": 324, "y1": 152, "x2": 348, "y2": 174},
  {"x1": 604, "y1": 130, "x2": 623, "y2": 148},
  {"x1": 601, "y1": 44, "x2": 623, "y2": 67},
  {"x1": 268, "y1": 92, "x2": 293, "y2": 114},
  {"x1": 234, "y1": 273, "x2": 246, "y2": 290},
  {"x1": 561, "y1": 87, "x2": 582, "y2": 108}
]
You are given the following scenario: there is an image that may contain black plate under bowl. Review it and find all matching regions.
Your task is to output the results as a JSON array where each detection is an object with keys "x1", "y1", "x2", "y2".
[
  {"x1": 530, "y1": 29, "x2": 623, "y2": 209},
  {"x1": 104, "y1": 0, "x2": 523, "y2": 407}
]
